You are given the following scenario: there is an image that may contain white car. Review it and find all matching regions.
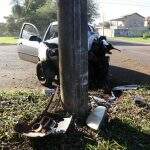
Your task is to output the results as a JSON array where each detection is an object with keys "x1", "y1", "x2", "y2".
[{"x1": 18, "y1": 21, "x2": 113, "y2": 87}]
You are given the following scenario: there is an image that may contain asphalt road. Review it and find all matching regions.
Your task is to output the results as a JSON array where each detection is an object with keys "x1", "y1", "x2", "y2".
[
  {"x1": 110, "y1": 40, "x2": 150, "y2": 66},
  {"x1": 0, "y1": 42, "x2": 149, "y2": 90},
  {"x1": 0, "y1": 45, "x2": 42, "y2": 90}
]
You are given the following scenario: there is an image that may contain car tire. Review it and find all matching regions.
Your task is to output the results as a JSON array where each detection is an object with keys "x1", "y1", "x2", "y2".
[{"x1": 36, "y1": 61, "x2": 55, "y2": 86}]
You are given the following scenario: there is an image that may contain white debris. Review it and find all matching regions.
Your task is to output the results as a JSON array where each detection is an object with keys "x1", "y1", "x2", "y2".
[
  {"x1": 113, "y1": 85, "x2": 138, "y2": 91},
  {"x1": 86, "y1": 106, "x2": 107, "y2": 130},
  {"x1": 42, "y1": 88, "x2": 55, "y2": 96},
  {"x1": 23, "y1": 132, "x2": 46, "y2": 137},
  {"x1": 108, "y1": 92, "x2": 116, "y2": 102},
  {"x1": 56, "y1": 116, "x2": 72, "y2": 133},
  {"x1": 89, "y1": 96, "x2": 106, "y2": 103}
]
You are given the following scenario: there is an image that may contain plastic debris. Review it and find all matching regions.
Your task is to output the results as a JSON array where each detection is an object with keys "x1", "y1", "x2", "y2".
[
  {"x1": 108, "y1": 92, "x2": 116, "y2": 101},
  {"x1": 22, "y1": 116, "x2": 72, "y2": 138},
  {"x1": 102, "y1": 92, "x2": 117, "y2": 108},
  {"x1": 134, "y1": 96, "x2": 150, "y2": 108},
  {"x1": 113, "y1": 85, "x2": 138, "y2": 91},
  {"x1": 23, "y1": 132, "x2": 46, "y2": 137},
  {"x1": 86, "y1": 106, "x2": 107, "y2": 130},
  {"x1": 89, "y1": 96, "x2": 106, "y2": 103},
  {"x1": 42, "y1": 88, "x2": 55, "y2": 96},
  {"x1": 56, "y1": 116, "x2": 72, "y2": 133}
]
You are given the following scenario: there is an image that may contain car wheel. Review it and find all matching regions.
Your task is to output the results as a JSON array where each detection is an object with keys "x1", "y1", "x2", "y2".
[{"x1": 36, "y1": 61, "x2": 55, "y2": 86}]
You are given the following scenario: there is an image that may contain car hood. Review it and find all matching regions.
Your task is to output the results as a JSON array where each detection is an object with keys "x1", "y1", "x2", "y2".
[
  {"x1": 45, "y1": 38, "x2": 58, "y2": 45},
  {"x1": 45, "y1": 33, "x2": 99, "y2": 51}
]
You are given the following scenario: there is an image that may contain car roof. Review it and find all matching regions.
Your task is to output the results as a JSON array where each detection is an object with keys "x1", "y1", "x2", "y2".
[
  {"x1": 51, "y1": 21, "x2": 58, "y2": 26},
  {"x1": 50, "y1": 21, "x2": 92, "y2": 27}
]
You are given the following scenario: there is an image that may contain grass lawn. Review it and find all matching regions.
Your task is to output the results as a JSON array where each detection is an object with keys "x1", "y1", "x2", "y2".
[
  {"x1": 0, "y1": 87, "x2": 150, "y2": 150},
  {"x1": 0, "y1": 37, "x2": 17, "y2": 45},
  {"x1": 112, "y1": 37, "x2": 150, "y2": 44}
]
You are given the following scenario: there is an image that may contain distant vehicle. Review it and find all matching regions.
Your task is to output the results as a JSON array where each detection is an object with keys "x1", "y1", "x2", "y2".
[{"x1": 17, "y1": 22, "x2": 115, "y2": 87}]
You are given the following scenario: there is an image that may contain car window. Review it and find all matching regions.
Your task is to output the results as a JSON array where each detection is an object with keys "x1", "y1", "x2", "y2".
[
  {"x1": 88, "y1": 25, "x2": 95, "y2": 33},
  {"x1": 44, "y1": 25, "x2": 58, "y2": 41},
  {"x1": 21, "y1": 24, "x2": 39, "y2": 40}
]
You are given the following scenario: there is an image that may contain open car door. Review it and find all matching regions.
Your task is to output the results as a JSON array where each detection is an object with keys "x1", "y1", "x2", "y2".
[{"x1": 17, "y1": 23, "x2": 41, "y2": 63}]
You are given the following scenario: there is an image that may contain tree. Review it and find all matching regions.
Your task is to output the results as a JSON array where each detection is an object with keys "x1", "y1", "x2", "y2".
[
  {"x1": 11, "y1": 0, "x2": 98, "y2": 23},
  {"x1": 4, "y1": 15, "x2": 20, "y2": 36},
  {"x1": 7, "y1": 0, "x2": 99, "y2": 36},
  {"x1": 0, "y1": 23, "x2": 7, "y2": 36},
  {"x1": 87, "y1": 0, "x2": 99, "y2": 23},
  {"x1": 11, "y1": 0, "x2": 23, "y2": 18}
]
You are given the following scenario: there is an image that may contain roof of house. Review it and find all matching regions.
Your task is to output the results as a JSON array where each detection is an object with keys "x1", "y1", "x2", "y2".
[{"x1": 110, "y1": 13, "x2": 145, "y2": 21}]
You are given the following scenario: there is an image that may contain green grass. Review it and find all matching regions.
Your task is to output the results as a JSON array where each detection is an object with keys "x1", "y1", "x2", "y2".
[
  {"x1": 112, "y1": 37, "x2": 150, "y2": 44},
  {"x1": 0, "y1": 87, "x2": 150, "y2": 149},
  {"x1": 0, "y1": 37, "x2": 17, "y2": 45},
  {"x1": 0, "y1": 91, "x2": 49, "y2": 142},
  {"x1": 87, "y1": 86, "x2": 150, "y2": 150}
]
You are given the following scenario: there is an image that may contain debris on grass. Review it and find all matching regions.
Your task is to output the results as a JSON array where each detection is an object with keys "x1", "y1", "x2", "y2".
[
  {"x1": 22, "y1": 115, "x2": 72, "y2": 138},
  {"x1": 42, "y1": 88, "x2": 55, "y2": 96},
  {"x1": 86, "y1": 106, "x2": 107, "y2": 130},
  {"x1": 0, "y1": 86, "x2": 149, "y2": 149},
  {"x1": 134, "y1": 96, "x2": 150, "y2": 109},
  {"x1": 113, "y1": 84, "x2": 139, "y2": 91}
]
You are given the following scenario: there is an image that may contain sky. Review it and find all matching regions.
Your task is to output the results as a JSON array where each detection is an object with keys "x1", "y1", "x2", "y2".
[
  {"x1": 0, "y1": 0, "x2": 12, "y2": 22},
  {"x1": 0, "y1": 0, "x2": 150, "y2": 23},
  {"x1": 95, "y1": 0, "x2": 150, "y2": 23}
]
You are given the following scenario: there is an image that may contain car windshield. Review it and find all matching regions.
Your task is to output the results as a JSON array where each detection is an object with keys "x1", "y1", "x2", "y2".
[
  {"x1": 44, "y1": 23, "x2": 95, "y2": 41},
  {"x1": 45, "y1": 25, "x2": 58, "y2": 41}
]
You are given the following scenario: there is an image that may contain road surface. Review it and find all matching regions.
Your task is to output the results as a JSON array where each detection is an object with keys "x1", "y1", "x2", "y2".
[
  {"x1": 0, "y1": 45, "x2": 42, "y2": 90},
  {"x1": 110, "y1": 40, "x2": 150, "y2": 66},
  {"x1": 0, "y1": 42, "x2": 149, "y2": 90},
  {"x1": 109, "y1": 40, "x2": 150, "y2": 85}
]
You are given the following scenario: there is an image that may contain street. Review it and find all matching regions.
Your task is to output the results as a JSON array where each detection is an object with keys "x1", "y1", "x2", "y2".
[
  {"x1": 110, "y1": 40, "x2": 150, "y2": 66},
  {"x1": 0, "y1": 42, "x2": 150, "y2": 90},
  {"x1": 109, "y1": 40, "x2": 150, "y2": 85},
  {"x1": 0, "y1": 45, "x2": 42, "y2": 90}
]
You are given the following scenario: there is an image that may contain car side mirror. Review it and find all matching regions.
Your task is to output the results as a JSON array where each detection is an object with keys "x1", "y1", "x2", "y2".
[{"x1": 29, "y1": 35, "x2": 42, "y2": 42}]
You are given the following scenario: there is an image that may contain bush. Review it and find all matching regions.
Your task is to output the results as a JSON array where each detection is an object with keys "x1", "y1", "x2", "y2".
[{"x1": 143, "y1": 32, "x2": 150, "y2": 39}]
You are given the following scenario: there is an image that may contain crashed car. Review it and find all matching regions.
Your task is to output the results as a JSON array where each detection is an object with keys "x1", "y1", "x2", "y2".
[{"x1": 18, "y1": 21, "x2": 115, "y2": 87}]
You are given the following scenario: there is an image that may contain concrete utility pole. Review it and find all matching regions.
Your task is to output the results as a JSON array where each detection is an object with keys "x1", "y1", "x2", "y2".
[{"x1": 58, "y1": 0, "x2": 88, "y2": 115}]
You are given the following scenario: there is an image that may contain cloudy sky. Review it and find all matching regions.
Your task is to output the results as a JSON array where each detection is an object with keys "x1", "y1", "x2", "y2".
[
  {"x1": 0, "y1": 0, "x2": 150, "y2": 23},
  {"x1": 95, "y1": 0, "x2": 150, "y2": 22},
  {"x1": 0, "y1": 0, "x2": 12, "y2": 22}
]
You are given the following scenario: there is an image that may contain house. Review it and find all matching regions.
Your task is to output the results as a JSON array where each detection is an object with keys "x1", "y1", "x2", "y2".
[
  {"x1": 110, "y1": 13, "x2": 145, "y2": 29},
  {"x1": 97, "y1": 13, "x2": 148, "y2": 37}
]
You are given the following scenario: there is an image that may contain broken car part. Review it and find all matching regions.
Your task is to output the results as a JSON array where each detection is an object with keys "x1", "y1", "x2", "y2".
[
  {"x1": 42, "y1": 88, "x2": 55, "y2": 96},
  {"x1": 23, "y1": 115, "x2": 72, "y2": 138},
  {"x1": 89, "y1": 96, "x2": 106, "y2": 103},
  {"x1": 55, "y1": 116, "x2": 72, "y2": 133},
  {"x1": 32, "y1": 116, "x2": 55, "y2": 132},
  {"x1": 87, "y1": 90, "x2": 122, "y2": 130},
  {"x1": 134, "y1": 96, "x2": 150, "y2": 109},
  {"x1": 18, "y1": 21, "x2": 116, "y2": 88},
  {"x1": 113, "y1": 85, "x2": 139, "y2": 91},
  {"x1": 86, "y1": 106, "x2": 107, "y2": 130},
  {"x1": 105, "y1": 92, "x2": 117, "y2": 107}
]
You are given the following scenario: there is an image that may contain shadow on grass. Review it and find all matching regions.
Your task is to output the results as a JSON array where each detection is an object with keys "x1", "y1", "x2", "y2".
[
  {"x1": 101, "y1": 118, "x2": 150, "y2": 150},
  {"x1": 29, "y1": 123, "x2": 96, "y2": 150},
  {"x1": 109, "y1": 65, "x2": 150, "y2": 87},
  {"x1": 29, "y1": 118, "x2": 150, "y2": 150}
]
